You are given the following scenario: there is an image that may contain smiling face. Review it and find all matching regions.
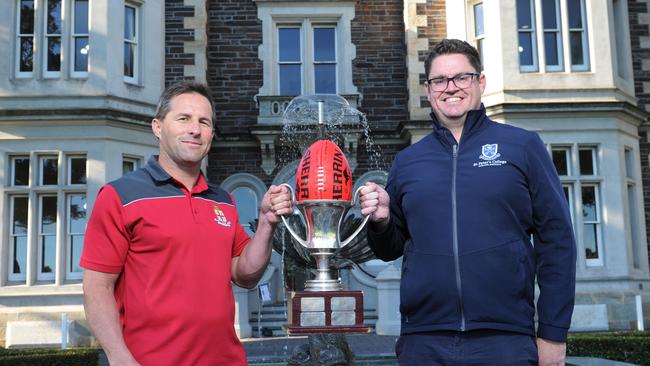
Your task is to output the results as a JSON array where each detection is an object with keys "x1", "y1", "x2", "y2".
[
  {"x1": 424, "y1": 53, "x2": 485, "y2": 129},
  {"x1": 152, "y1": 92, "x2": 214, "y2": 174}
]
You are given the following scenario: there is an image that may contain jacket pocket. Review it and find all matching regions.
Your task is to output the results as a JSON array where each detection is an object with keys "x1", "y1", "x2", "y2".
[{"x1": 399, "y1": 249, "x2": 458, "y2": 325}]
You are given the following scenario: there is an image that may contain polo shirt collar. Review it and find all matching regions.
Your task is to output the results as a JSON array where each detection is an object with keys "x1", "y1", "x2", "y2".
[{"x1": 144, "y1": 155, "x2": 209, "y2": 193}]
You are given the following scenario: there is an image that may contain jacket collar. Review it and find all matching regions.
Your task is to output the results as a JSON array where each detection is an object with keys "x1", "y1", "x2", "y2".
[{"x1": 430, "y1": 103, "x2": 487, "y2": 143}]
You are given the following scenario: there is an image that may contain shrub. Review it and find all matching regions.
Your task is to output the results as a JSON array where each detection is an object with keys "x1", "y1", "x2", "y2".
[
  {"x1": 567, "y1": 332, "x2": 650, "y2": 366},
  {"x1": 0, "y1": 348, "x2": 100, "y2": 366}
]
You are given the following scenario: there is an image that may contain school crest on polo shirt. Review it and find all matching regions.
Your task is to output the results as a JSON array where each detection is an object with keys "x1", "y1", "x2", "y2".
[
  {"x1": 473, "y1": 143, "x2": 507, "y2": 168},
  {"x1": 213, "y1": 206, "x2": 231, "y2": 227}
]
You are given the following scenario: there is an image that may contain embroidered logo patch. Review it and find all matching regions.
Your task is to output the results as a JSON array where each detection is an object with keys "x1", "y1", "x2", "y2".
[
  {"x1": 213, "y1": 206, "x2": 231, "y2": 227},
  {"x1": 473, "y1": 143, "x2": 507, "y2": 168}
]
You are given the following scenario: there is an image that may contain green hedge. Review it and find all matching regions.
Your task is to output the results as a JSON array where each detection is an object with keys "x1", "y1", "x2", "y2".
[
  {"x1": 0, "y1": 348, "x2": 100, "y2": 366},
  {"x1": 568, "y1": 332, "x2": 650, "y2": 366}
]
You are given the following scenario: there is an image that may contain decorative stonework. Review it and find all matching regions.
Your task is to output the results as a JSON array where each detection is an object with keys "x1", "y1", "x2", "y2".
[
  {"x1": 183, "y1": 0, "x2": 207, "y2": 83},
  {"x1": 404, "y1": 0, "x2": 429, "y2": 121}
]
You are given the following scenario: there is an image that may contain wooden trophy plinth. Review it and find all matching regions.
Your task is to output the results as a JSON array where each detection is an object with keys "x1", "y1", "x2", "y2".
[{"x1": 286, "y1": 290, "x2": 369, "y2": 334}]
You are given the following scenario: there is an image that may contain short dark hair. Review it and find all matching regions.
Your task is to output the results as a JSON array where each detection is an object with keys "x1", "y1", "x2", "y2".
[
  {"x1": 424, "y1": 39, "x2": 481, "y2": 77},
  {"x1": 154, "y1": 81, "x2": 215, "y2": 123}
]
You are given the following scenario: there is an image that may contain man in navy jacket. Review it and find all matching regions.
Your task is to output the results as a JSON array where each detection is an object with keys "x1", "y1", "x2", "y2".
[{"x1": 359, "y1": 39, "x2": 576, "y2": 365}]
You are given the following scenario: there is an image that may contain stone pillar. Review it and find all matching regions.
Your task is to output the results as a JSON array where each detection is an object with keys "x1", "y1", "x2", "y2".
[
  {"x1": 233, "y1": 285, "x2": 252, "y2": 338},
  {"x1": 374, "y1": 262, "x2": 401, "y2": 336}
]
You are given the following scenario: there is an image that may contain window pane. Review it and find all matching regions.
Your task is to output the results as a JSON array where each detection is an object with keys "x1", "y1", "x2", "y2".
[
  {"x1": 124, "y1": 6, "x2": 136, "y2": 40},
  {"x1": 552, "y1": 150, "x2": 568, "y2": 175},
  {"x1": 516, "y1": 0, "x2": 532, "y2": 29},
  {"x1": 279, "y1": 28, "x2": 301, "y2": 62},
  {"x1": 581, "y1": 186, "x2": 596, "y2": 221},
  {"x1": 474, "y1": 3, "x2": 484, "y2": 36},
  {"x1": 314, "y1": 28, "x2": 335, "y2": 62},
  {"x1": 19, "y1": 37, "x2": 34, "y2": 72},
  {"x1": 280, "y1": 64, "x2": 301, "y2": 95},
  {"x1": 13, "y1": 236, "x2": 28, "y2": 274},
  {"x1": 123, "y1": 160, "x2": 136, "y2": 175},
  {"x1": 232, "y1": 187, "x2": 258, "y2": 234},
  {"x1": 477, "y1": 39, "x2": 484, "y2": 70},
  {"x1": 69, "y1": 195, "x2": 87, "y2": 233},
  {"x1": 542, "y1": 0, "x2": 558, "y2": 29},
  {"x1": 563, "y1": 186, "x2": 570, "y2": 202},
  {"x1": 41, "y1": 157, "x2": 58, "y2": 185},
  {"x1": 70, "y1": 235, "x2": 84, "y2": 272},
  {"x1": 13, "y1": 197, "x2": 29, "y2": 235},
  {"x1": 74, "y1": 0, "x2": 89, "y2": 34},
  {"x1": 567, "y1": 0, "x2": 582, "y2": 28},
  {"x1": 315, "y1": 64, "x2": 336, "y2": 94},
  {"x1": 518, "y1": 33, "x2": 534, "y2": 66},
  {"x1": 544, "y1": 33, "x2": 559, "y2": 66},
  {"x1": 75, "y1": 37, "x2": 89, "y2": 72},
  {"x1": 42, "y1": 196, "x2": 57, "y2": 234},
  {"x1": 69, "y1": 157, "x2": 87, "y2": 184},
  {"x1": 47, "y1": 37, "x2": 61, "y2": 72},
  {"x1": 124, "y1": 43, "x2": 135, "y2": 77},
  {"x1": 20, "y1": 0, "x2": 35, "y2": 34},
  {"x1": 13, "y1": 158, "x2": 30, "y2": 186},
  {"x1": 579, "y1": 149, "x2": 594, "y2": 175},
  {"x1": 47, "y1": 0, "x2": 62, "y2": 34},
  {"x1": 41, "y1": 235, "x2": 56, "y2": 273},
  {"x1": 584, "y1": 223, "x2": 598, "y2": 259},
  {"x1": 570, "y1": 32, "x2": 584, "y2": 66}
]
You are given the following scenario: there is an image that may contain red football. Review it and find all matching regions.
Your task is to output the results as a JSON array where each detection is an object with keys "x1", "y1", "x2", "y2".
[{"x1": 295, "y1": 140, "x2": 352, "y2": 202}]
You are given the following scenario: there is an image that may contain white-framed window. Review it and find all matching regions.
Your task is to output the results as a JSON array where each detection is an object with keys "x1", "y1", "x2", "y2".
[
  {"x1": 551, "y1": 145, "x2": 603, "y2": 266},
  {"x1": 37, "y1": 195, "x2": 57, "y2": 281},
  {"x1": 123, "y1": 3, "x2": 139, "y2": 83},
  {"x1": 10, "y1": 156, "x2": 30, "y2": 186},
  {"x1": 9, "y1": 196, "x2": 29, "y2": 282},
  {"x1": 516, "y1": 0, "x2": 590, "y2": 72},
  {"x1": 473, "y1": 2, "x2": 485, "y2": 70},
  {"x1": 231, "y1": 187, "x2": 259, "y2": 235},
  {"x1": 277, "y1": 22, "x2": 337, "y2": 95},
  {"x1": 5, "y1": 152, "x2": 88, "y2": 284},
  {"x1": 44, "y1": 0, "x2": 62, "y2": 77},
  {"x1": 517, "y1": 0, "x2": 538, "y2": 72},
  {"x1": 122, "y1": 156, "x2": 142, "y2": 175},
  {"x1": 624, "y1": 148, "x2": 643, "y2": 269},
  {"x1": 16, "y1": 0, "x2": 35, "y2": 77},
  {"x1": 71, "y1": 0, "x2": 89, "y2": 76},
  {"x1": 66, "y1": 193, "x2": 86, "y2": 279}
]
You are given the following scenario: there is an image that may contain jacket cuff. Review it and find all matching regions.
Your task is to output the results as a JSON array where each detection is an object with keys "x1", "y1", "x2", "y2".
[{"x1": 537, "y1": 323, "x2": 569, "y2": 342}]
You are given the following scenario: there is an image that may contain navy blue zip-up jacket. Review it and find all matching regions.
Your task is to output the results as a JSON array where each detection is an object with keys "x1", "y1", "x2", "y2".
[{"x1": 368, "y1": 105, "x2": 576, "y2": 342}]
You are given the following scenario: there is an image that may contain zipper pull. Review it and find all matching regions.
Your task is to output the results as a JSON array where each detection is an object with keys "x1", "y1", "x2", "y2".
[{"x1": 453, "y1": 144, "x2": 458, "y2": 158}]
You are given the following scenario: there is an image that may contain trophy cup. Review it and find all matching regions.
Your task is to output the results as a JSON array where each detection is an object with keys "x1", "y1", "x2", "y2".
[{"x1": 281, "y1": 139, "x2": 370, "y2": 334}]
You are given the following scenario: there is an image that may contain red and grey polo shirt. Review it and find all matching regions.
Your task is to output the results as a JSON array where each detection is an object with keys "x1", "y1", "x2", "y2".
[{"x1": 81, "y1": 156, "x2": 250, "y2": 366}]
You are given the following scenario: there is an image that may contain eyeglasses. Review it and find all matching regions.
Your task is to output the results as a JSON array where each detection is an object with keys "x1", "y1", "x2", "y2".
[{"x1": 426, "y1": 73, "x2": 480, "y2": 92}]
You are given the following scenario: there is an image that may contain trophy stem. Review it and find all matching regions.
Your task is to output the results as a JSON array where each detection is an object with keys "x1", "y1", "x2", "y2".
[{"x1": 305, "y1": 252, "x2": 342, "y2": 291}]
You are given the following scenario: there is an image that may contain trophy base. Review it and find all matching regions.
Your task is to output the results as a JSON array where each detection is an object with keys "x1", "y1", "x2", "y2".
[
  {"x1": 304, "y1": 279, "x2": 342, "y2": 292},
  {"x1": 286, "y1": 290, "x2": 369, "y2": 334}
]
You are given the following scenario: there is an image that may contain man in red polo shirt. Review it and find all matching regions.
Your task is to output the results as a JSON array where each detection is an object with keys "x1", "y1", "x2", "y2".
[{"x1": 81, "y1": 82, "x2": 293, "y2": 365}]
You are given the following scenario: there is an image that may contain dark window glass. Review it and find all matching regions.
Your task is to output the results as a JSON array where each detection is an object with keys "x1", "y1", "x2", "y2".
[
  {"x1": 69, "y1": 157, "x2": 87, "y2": 184},
  {"x1": 19, "y1": 37, "x2": 34, "y2": 72},
  {"x1": 20, "y1": 0, "x2": 35, "y2": 34},
  {"x1": 315, "y1": 64, "x2": 336, "y2": 94},
  {"x1": 70, "y1": 235, "x2": 84, "y2": 272},
  {"x1": 42, "y1": 196, "x2": 57, "y2": 234},
  {"x1": 123, "y1": 160, "x2": 136, "y2": 175},
  {"x1": 581, "y1": 186, "x2": 596, "y2": 221},
  {"x1": 124, "y1": 6, "x2": 136, "y2": 40},
  {"x1": 13, "y1": 236, "x2": 27, "y2": 274},
  {"x1": 542, "y1": 0, "x2": 558, "y2": 29},
  {"x1": 13, "y1": 158, "x2": 30, "y2": 186},
  {"x1": 47, "y1": 0, "x2": 62, "y2": 33},
  {"x1": 41, "y1": 158, "x2": 58, "y2": 185},
  {"x1": 579, "y1": 149, "x2": 594, "y2": 175},
  {"x1": 124, "y1": 43, "x2": 135, "y2": 77},
  {"x1": 584, "y1": 223, "x2": 598, "y2": 258},
  {"x1": 516, "y1": 0, "x2": 532, "y2": 29},
  {"x1": 75, "y1": 0, "x2": 89, "y2": 34},
  {"x1": 47, "y1": 37, "x2": 61, "y2": 72},
  {"x1": 13, "y1": 197, "x2": 29, "y2": 235},
  {"x1": 279, "y1": 28, "x2": 301, "y2": 62},
  {"x1": 552, "y1": 150, "x2": 568, "y2": 176},
  {"x1": 544, "y1": 32, "x2": 559, "y2": 66},
  {"x1": 563, "y1": 186, "x2": 570, "y2": 202},
  {"x1": 279, "y1": 64, "x2": 302, "y2": 95},
  {"x1": 570, "y1": 31, "x2": 584, "y2": 66},
  {"x1": 518, "y1": 33, "x2": 534, "y2": 66},
  {"x1": 567, "y1": 0, "x2": 582, "y2": 28},
  {"x1": 314, "y1": 28, "x2": 335, "y2": 61}
]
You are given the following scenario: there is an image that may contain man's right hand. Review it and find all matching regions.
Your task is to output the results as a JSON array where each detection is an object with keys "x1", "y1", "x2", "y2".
[{"x1": 359, "y1": 182, "x2": 390, "y2": 230}]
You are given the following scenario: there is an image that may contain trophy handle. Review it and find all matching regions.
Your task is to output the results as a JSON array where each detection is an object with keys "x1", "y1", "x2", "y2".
[
  {"x1": 338, "y1": 185, "x2": 371, "y2": 248},
  {"x1": 279, "y1": 183, "x2": 310, "y2": 247}
]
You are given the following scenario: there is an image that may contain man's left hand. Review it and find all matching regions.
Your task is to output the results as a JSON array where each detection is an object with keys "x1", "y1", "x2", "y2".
[
  {"x1": 260, "y1": 185, "x2": 292, "y2": 225},
  {"x1": 537, "y1": 337, "x2": 566, "y2": 366}
]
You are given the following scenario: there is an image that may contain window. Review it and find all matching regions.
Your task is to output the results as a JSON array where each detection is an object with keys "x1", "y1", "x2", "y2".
[
  {"x1": 5, "y1": 152, "x2": 87, "y2": 284},
  {"x1": 122, "y1": 156, "x2": 141, "y2": 175},
  {"x1": 624, "y1": 148, "x2": 642, "y2": 269},
  {"x1": 277, "y1": 23, "x2": 337, "y2": 95},
  {"x1": 516, "y1": 0, "x2": 589, "y2": 72},
  {"x1": 72, "y1": 0, "x2": 89, "y2": 76},
  {"x1": 124, "y1": 4, "x2": 139, "y2": 83},
  {"x1": 16, "y1": 0, "x2": 35, "y2": 76},
  {"x1": 551, "y1": 145, "x2": 602, "y2": 266},
  {"x1": 44, "y1": 0, "x2": 62, "y2": 76},
  {"x1": 232, "y1": 187, "x2": 259, "y2": 235},
  {"x1": 473, "y1": 3, "x2": 485, "y2": 70}
]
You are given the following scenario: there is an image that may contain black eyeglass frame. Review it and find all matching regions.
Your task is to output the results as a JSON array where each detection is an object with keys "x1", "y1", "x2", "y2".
[{"x1": 426, "y1": 72, "x2": 481, "y2": 91}]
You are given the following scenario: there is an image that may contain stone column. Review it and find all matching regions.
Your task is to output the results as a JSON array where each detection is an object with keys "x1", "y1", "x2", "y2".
[
  {"x1": 374, "y1": 262, "x2": 401, "y2": 336},
  {"x1": 233, "y1": 285, "x2": 252, "y2": 338}
]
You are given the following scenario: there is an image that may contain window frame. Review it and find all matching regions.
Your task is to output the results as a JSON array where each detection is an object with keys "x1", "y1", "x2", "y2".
[
  {"x1": 36, "y1": 194, "x2": 58, "y2": 282},
  {"x1": 65, "y1": 193, "x2": 86, "y2": 280},
  {"x1": 312, "y1": 25, "x2": 338, "y2": 94},
  {"x1": 67, "y1": 155, "x2": 87, "y2": 185},
  {"x1": 580, "y1": 183, "x2": 603, "y2": 267},
  {"x1": 472, "y1": 2, "x2": 485, "y2": 71},
  {"x1": 10, "y1": 156, "x2": 30, "y2": 187},
  {"x1": 39, "y1": 155, "x2": 59, "y2": 186},
  {"x1": 15, "y1": 0, "x2": 36, "y2": 78},
  {"x1": 277, "y1": 24, "x2": 304, "y2": 96},
  {"x1": 517, "y1": 0, "x2": 539, "y2": 72},
  {"x1": 541, "y1": 0, "x2": 564, "y2": 72},
  {"x1": 43, "y1": 0, "x2": 63, "y2": 78},
  {"x1": 8, "y1": 195, "x2": 29, "y2": 282},
  {"x1": 123, "y1": 3, "x2": 140, "y2": 84},
  {"x1": 567, "y1": 0, "x2": 590, "y2": 71}
]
